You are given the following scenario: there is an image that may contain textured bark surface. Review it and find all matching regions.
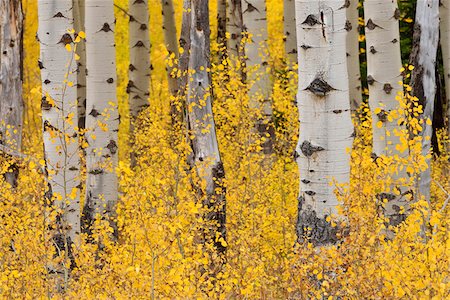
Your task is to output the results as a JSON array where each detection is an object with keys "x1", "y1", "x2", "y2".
[
  {"x1": 83, "y1": 0, "x2": 119, "y2": 235},
  {"x1": 128, "y1": 0, "x2": 150, "y2": 123},
  {"x1": 295, "y1": 0, "x2": 353, "y2": 245},
  {"x1": 284, "y1": 0, "x2": 297, "y2": 64},
  {"x1": 161, "y1": 0, "x2": 179, "y2": 96},
  {"x1": 38, "y1": 0, "x2": 80, "y2": 243},
  {"x1": 0, "y1": 0, "x2": 24, "y2": 187},
  {"x1": 217, "y1": 0, "x2": 227, "y2": 59},
  {"x1": 226, "y1": 0, "x2": 244, "y2": 59},
  {"x1": 409, "y1": 0, "x2": 439, "y2": 201},
  {"x1": 364, "y1": 0, "x2": 408, "y2": 225},
  {"x1": 73, "y1": 0, "x2": 86, "y2": 130},
  {"x1": 242, "y1": 0, "x2": 273, "y2": 153},
  {"x1": 181, "y1": 0, "x2": 226, "y2": 268},
  {"x1": 346, "y1": 0, "x2": 362, "y2": 113},
  {"x1": 440, "y1": 1, "x2": 450, "y2": 146}
]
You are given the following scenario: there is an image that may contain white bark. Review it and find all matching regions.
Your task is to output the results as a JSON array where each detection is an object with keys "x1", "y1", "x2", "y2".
[
  {"x1": 440, "y1": 1, "x2": 450, "y2": 144},
  {"x1": 183, "y1": 0, "x2": 226, "y2": 258},
  {"x1": 73, "y1": 0, "x2": 86, "y2": 130},
  {"x1": 161, "y1": 0, "x2": 179, "y2": 96},
  {"x1": 0, "y1": 0, "x2": 24, "y2": 187},
  {"x1": 128, "y1": 0, "x2": 150, "y2": 123},
  {"x1": 226, "y1": 0, "x2": 244, "y2": 59},
  {"x1": 83, "y1": 0, "x2": 119, "y2": 233},
  {"x1": 284, "y1": 0, "x2": 297, "y2": 64},
  {"x1": 365, "y1": 0, "x2": 403, "y2": 156},
  {"x1": 38, "y1": 0, "x2": 80, "y2": 243},
  {"x1": 409, "y1": 0, "x2": 439, "y2": 201},
  {"x1": 242, "y1": 0, "x2": 273, "y2": 153},
  {"x1": 295, "y1": 0, "x2": 353, "y2": 245},
  {"x1": 365, "y1": 0, "x2": 409, "y2": 226},
  {"x1": 346, "y1": 0, "x2": 362, "y2": 113}
]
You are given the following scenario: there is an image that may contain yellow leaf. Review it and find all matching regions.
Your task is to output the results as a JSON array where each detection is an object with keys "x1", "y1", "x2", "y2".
[
  {"x1": 78, "y1": 31, "x2": 86, "y2": 39},
  {"x1": 65, "y1": 44, "x2": 72, "y2": 52},
  {"x1": 376, "y1": 121, "x2": 383, "y2": 128}
]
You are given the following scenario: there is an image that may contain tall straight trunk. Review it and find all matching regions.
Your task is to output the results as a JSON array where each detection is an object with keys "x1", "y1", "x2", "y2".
[
  {"x1": 365, "y1": 0, "x2": 408, "y2": 226},
  {"x1": 284, "y1": 0, "x2": 297, "y2": 64},
  {"x1": 409, "y1": 0, "x2": 439, "y2": 201},
  {"x1": 181, "y1": 0, "x2": 226, "y2": 270},
  {"x1": 440, "y1": 1, "x2": 450, "y2": 145},
  {"x1": 128, "y1": 0, "x2": 150, "y2": 125},
  {"x1": 346, "y1": 0, "x2": 362, "y2": 114},
  {"x1": 242, "y1": 0, "x2": 273, "y2": 153},
  {"x1": 0, "y1": 0, "x2": 24, "y2": 187},
  {"x1": 73, "y1": 0, "x2": 86, "y2": 130},
  {"x1": 161, "y1": 0, "x2": 179, "y2": 96},
  {"x1": 226, "y1": 0, "x2": 245, "y2": 79},
  {"x1": 217, "y1": 0, "x2": 227, "y2": 60},
  {"x1": 295, "y1": 0, "x2": 353, "y2": 245},
  {"x1": 38, "y1": 0, "x2": 80, "y2": 244},
  {"x1": 83, "y1": 0, "x2": 119, "y2": 234}
]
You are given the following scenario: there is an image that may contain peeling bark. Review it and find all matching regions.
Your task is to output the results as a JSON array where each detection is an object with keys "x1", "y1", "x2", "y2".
[
  {"x1": 83, "y1": 0, "x2": 119, "y2": 236},
  {"x1": 181, "y1": 0, "x2": 226, "y2": 270},
  {"x1": 409, "y1": 0, "x2": 439, "y2": 201},
  {"x1": 38, "y1": 0, "x2": 80, "y2": 243},
  {"x1": 295, "y1": 0, "x2": 354, "y2": 245},
  {"x1": 0, "y1": 0, "x2": 24, "y2": 187}
]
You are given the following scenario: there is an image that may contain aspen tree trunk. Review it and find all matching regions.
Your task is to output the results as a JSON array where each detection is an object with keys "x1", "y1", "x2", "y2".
[
  {"x1": 217, "y1": 0, "x2": 227, "y2": 59},
  {"x1": 226, "y1": 0, "x2": 244, "y2": 57},
  {"x1": 128, "y1": 0, "x2": 150, "y2": 125},
  {"x1": 295, "y1": 0, "x2": 353, "y2": 245},
  {"x1": 161, "y1": 0, "x2": 179, "y2": 96},
  {"x1": 0, "y1": 0, "x2": 24, "y2": 187},
  {"x1": 440, "y1": 1, "x2": 450, "y2": 145},
  {"x1": 365, "y1": 0, "x2": 408, "y2": 225},
  {"x1": 409, "y1": 0, "x2": 439, "y2": 201},
  {"x1": 242, "y1": 0, "x2": 273, "y2": 153},
  {"x1": 346, "y1": 0, "x2": 362, "y2": 114},
  {"x1": 83, "y1": 0, "x2": 119, "y2": 235},
  {"x1": 226, "y1": 0, "x2": 245, "y2": 80},
  {"x1": 181, "y1": 0, "x2": 226, "y2": 270},
  {"x1": 284, "y1": 0, "x2": 297, "y2": 64},
  {"x1": 38, "y1": 0, "x2": 80, "y2": 244},
  {"x1": 73, "y1": 0, "x2": 86, "y2": 130}
]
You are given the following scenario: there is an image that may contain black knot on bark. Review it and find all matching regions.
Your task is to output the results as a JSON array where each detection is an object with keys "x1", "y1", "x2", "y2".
[
  {"x1": 106, "y1": 78, "x2": 114, "y2": 84},
  {"x1": 383, "y1": 83, "x2": 393, "y2": 94},
  {"x1": 41, "y1": 96, "x2": 52, "y2": 110},
  {"x1": 106, "y1": 140, "x2": 118, "y2": 155},
  {"x1": 394, "y1": 8, "x2": 400, "y2": 20},
  {"x1": 58, "y1": 33, "x2": 73, "y2": 45},
  {"x1": 367, "y1": 75, "x2": 375, "y2": 85},
  {"x1": 302, "y1": 14, "x2": 322, "y2": 26},
  {"x1": 100, "y1": 23, "x2": 112, "y2": 32},
  {"x1": 305, "y1": 76, "x2": 334, "y2": 96},
  {"x1": 345, "y1": 20, "x2": 352, "y2": 31},
  {"x1": 376, "y1": 192, "x2": 396, "y2": 202},
  {"x1": 366, "y1": 19, "x2": 381, "y2": 30},
  {"x1": 140, "y1": 24, "x2": 148, "y2": 31},
  {"x1": 370, "y1": 46, "x2": 377, "y2": 54},
  {"x1": 300, "y1": 140, "x2": 325, "y2": 157},
  {"x1": 44, "y1": 79, "x2": 51, "y2": 85},
  {"x1": 89, "y1": 108, "x2": 100, "y2": 117},
  {"x1": 53, "y1": 12, "x2": 65, "y2": 18},
  {"x1": 301, "y1": 44, "x2": 311, "y2": 50},
  {"x1": 377, "y1": 109, "x2": 388, "y2": 122},
  {"x1": 133, "y1": 41, "x2": 145, "y2": 48}
]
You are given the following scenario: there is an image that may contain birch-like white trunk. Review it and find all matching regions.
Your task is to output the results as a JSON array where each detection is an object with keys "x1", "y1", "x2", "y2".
[
  {"x1": 295, "y1": 0, "x2": 353, "y2": 245},
  {"x1": 440, "y1": 1, "x2": 450, "y2": 145},
  {"x1": 365, "y1": 0, "x2": 409, "y2": 226},
  {"x1": 161, "y1": 0, "x2": 179, "y2": 96},
  {"x1": 38, "y1": 0, "x2": 80, "y2": 243},
  {"x1": 0, "y1": 0, "x2": 24, "y2": 187},
  {"x1": 226, "y1": 0, "x2": 244, "y2": 59},
  {"x1": 83, "y1": 0, "x2": 119, "y2": 234},
  {"x1": 242, "y1": 0, "x2": 273, "y2": 153},
  {"x1": 346, "y1": 0, "x2": 362, "y2": 113},
  {"x1": 409, "y1": 0, "x2": 439, "y2": 201},
  {"x1": 73, "y1": 0, "x2": 86, "y2": 130},
  {"x1": 284, "y1": 0, "x2": 297, "y2": 64},
  {"x1": 182, "y1": 0, "x2": 226, "y2": 263},
  {"x1": 128, "y1": 0, "x2": 150, "y2": 124}
]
